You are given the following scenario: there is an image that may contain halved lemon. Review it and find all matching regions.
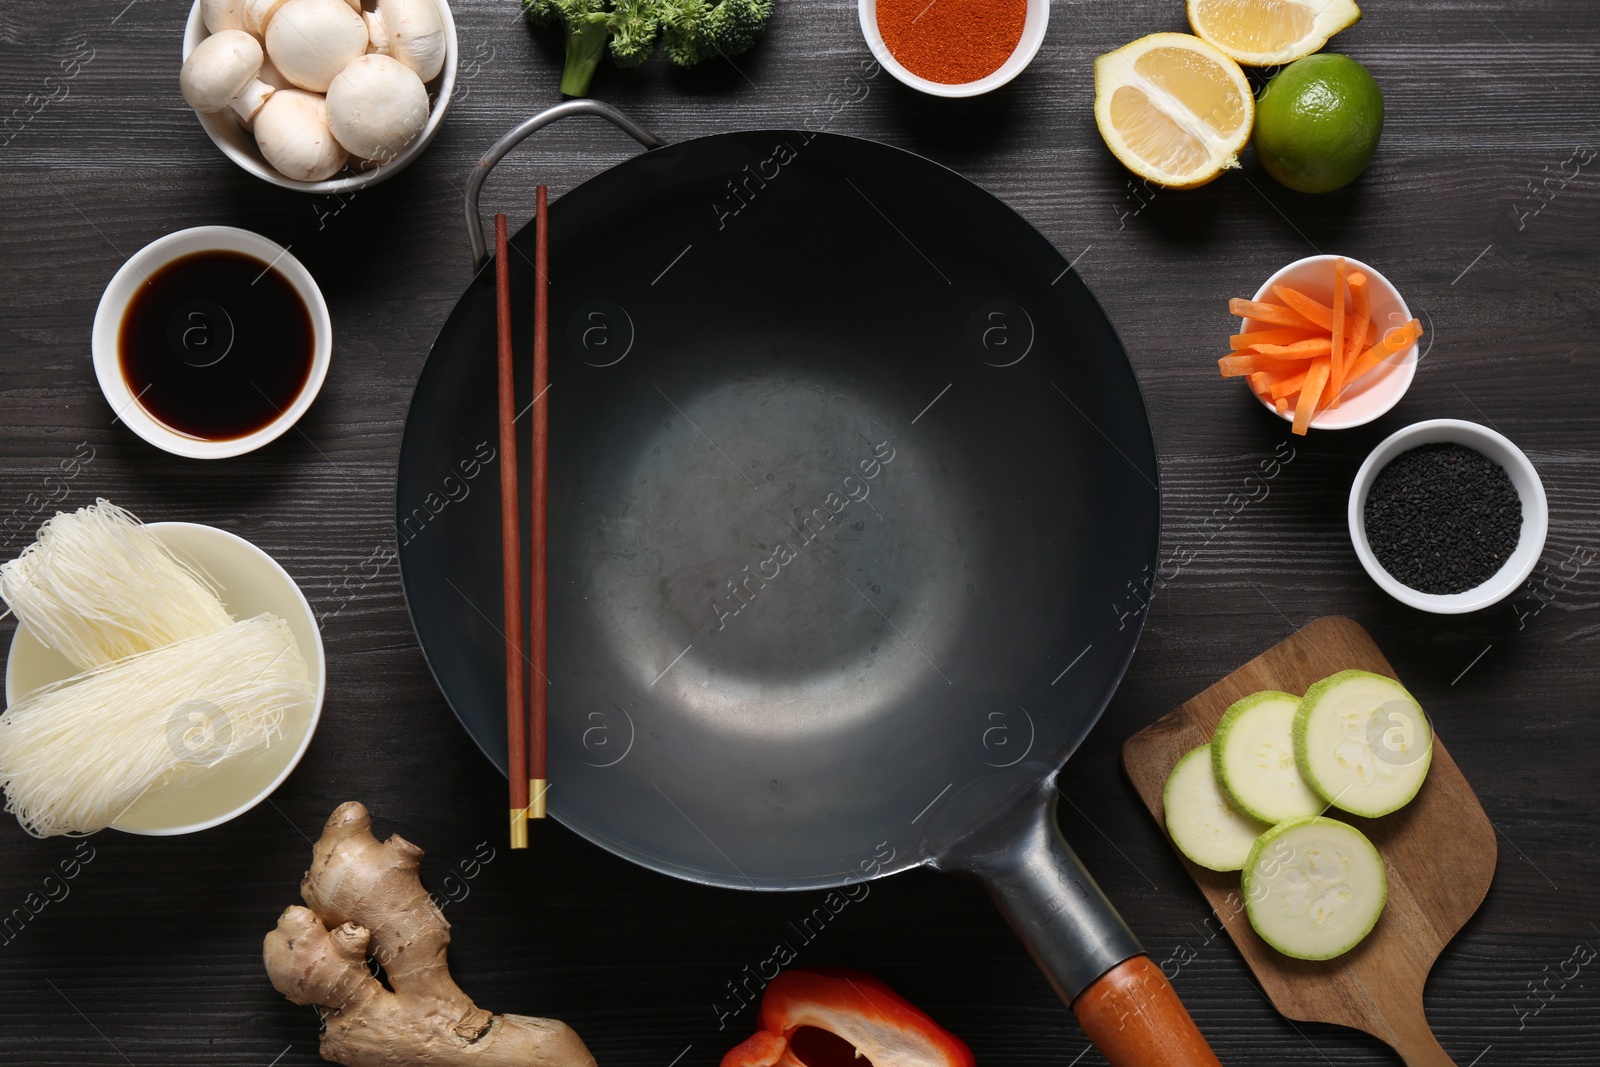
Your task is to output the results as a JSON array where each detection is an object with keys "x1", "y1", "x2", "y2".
[
  {"x1": 1188, "y1": 0, "x2": 1362, "y2": 66},
  {"x1": 1093, "y1": 33, "x2": 1254, "y2": 190}
]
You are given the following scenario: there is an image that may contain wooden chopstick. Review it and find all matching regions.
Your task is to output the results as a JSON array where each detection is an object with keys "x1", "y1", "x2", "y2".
[
  {"x1": 495, "y1": 213, "x2": 530, "y2": 849},
  {"x1": 528, "y1": 186, "x2": 550, "y2": 819}
]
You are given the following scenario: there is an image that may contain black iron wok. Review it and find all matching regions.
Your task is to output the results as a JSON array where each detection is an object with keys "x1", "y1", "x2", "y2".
[{"x1": 398, "y1": 101, "x2": 1216, "y2": 1065}]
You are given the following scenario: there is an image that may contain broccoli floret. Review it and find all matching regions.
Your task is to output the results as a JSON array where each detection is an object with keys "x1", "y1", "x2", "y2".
[
  {"x1": 661, "y1": 0, "x2": 772, "y2": 67},
  {"x1": 522, "y1": 0, "x2": 659, "y2": 97},
  {"x1": 522, "y1": 0, "x2": 771, "y2": 97}
]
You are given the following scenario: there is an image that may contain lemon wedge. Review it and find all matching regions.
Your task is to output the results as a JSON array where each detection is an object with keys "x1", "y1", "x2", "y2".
[
  {"x1": 1188, "y1": 0, "x2": 1362, "y2": 66},
  {"x1": 1093, "y1": 33, "x2": 1254, "y2": 190}
]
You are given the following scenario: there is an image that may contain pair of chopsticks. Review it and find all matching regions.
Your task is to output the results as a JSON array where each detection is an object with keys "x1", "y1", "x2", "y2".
[{"x1": 494, "y1": 187, "x2": 550, "y2": 850}]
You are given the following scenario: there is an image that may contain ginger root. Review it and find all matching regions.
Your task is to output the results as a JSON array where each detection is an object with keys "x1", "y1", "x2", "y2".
[{"x1": 263, "y1": 801, "x2": 596, "y2": 1067}]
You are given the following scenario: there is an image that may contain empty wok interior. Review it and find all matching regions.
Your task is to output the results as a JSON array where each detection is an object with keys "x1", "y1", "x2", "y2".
[{"x1": 398, "y1": 131, "x2": 1159, "y2": 888}]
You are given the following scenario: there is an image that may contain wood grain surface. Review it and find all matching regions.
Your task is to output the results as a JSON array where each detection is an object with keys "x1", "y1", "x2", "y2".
[
  {"x1": 1, "y1": 0, "x2": 1598, "y2": 1065},
  {"x1": 1123, "y1": 616, "x2": 1496, "y2": 1067}
]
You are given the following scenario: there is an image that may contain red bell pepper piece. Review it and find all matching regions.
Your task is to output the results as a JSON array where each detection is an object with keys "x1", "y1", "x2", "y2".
[{"x1": 720, "y1": 967, "x2": 975, "y2": 1067}]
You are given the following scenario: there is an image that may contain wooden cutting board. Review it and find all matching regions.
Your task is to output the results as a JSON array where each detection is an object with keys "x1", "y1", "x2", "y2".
[{"x1": 1122, "y1": 616, "x2": 1495, "y2": 1067}]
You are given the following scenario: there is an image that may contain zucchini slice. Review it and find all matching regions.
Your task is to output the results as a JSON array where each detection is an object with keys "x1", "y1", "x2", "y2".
[
  {"x1": 1243, "y1": 816, "x2": 1387, "y2": 960},
  {"x1": 1163, "y1": 743, "x2": 1270, "y2": 872},
  {"x1": 1211, "y1": 690, "x2": 1324, "y2": 824},
  {"x1": 1295, "y1": 669, "x2": 1433, "y2": 818}
]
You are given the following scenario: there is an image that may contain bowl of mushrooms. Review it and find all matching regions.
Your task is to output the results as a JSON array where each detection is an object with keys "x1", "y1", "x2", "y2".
[{"x1": 180, "y1": 0, "x2": 456, "y2": 191}]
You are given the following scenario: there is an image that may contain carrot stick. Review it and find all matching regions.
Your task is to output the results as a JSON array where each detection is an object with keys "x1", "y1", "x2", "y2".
[
  {"x1": 1341, "y1": 320, "x2": 1423, "y2": 390},
  {"x1": 1318, "y1": 358, "x2": 1344, "y2": 409},
  {"x1": 1229, "y1": 298, "x2": 1320, "y2": 330},
  {"x1": 1275, "y1": 397, "x2": 1290, "y2": 415},
  {"x1": 1250, "y1": 337, "x2": 1333, "y2": 359},
  {"x1": 1341, "y1": 313, "x2": 1374, "y2": 349},
  {"x1": 1330, "y1": 260, "x2": 1347, "y2": 410},
  {"x1": 1338, "y1": 272, "x2": 1371, "y2": 408},
  {"x1": 1270, "y1": 370, "x2": 1309, "y2": 400},
  {"x1": 1245, "y1": 366, "x2": 1307, "y2": 396},
  {"x1": 1253, "y1": 364, "x2": 1307, "y2": 384},
  {"x1": 1230, "y1": 328, "x2": 1324, "y2": 350},
  {"x1": 1271, "y1": 285, "x2": 1337, "y2": 331},
  {"x1": 1219, "y1": 354, "x2": 1265, "y2": 377},
  {"x1": 1293, "y1": 358, "x2": 1331, "y2": 435},
  {"x1": 1219, "y1": 352, "x2": 1304, "y2": 377}
]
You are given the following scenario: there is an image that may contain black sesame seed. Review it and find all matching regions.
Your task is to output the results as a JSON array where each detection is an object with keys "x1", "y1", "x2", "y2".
[{"x1": 1363, "y1": 442, "x2": 1523, "y2": 595}]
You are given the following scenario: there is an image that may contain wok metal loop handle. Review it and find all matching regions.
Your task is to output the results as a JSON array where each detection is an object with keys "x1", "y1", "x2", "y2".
[{"x1": 464, "y1": 99, "x2": 664, "y2": 270}]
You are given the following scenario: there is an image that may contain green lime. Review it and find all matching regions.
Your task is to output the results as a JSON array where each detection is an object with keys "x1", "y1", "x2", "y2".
[{"x1": 1253, "y1": 54, "x2": 1384, "y2": 194}]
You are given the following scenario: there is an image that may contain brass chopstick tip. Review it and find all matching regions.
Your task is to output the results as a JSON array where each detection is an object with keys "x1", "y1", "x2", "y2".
[
  {"x1": 529, "y1": 780, "x2": 548, "y2": 820},
  {"x1": 510, "y1": 807, "x2": 529, "y2": 849}
]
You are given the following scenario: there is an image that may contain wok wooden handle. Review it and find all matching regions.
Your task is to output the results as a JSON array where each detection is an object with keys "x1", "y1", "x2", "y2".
[
  {"x1": 1072, "y1": 955, "x2": 1223, "y2": 1067},
  {"x1": 951, "y1": 788, "x2": 1221, "y2": 1066}
]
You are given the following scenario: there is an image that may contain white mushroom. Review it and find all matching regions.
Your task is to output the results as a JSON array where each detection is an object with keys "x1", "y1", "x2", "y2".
[
  {"x1": 254, "y1": 88, "x2": 349, "y2": 181},
  {"x1": 364, "y1": 0, "x2": 446, "y2": 82},
  {"x1": 201, "y1": 0, "x2": 248, "y2": 34},
  {"x1": 325, "y1": 54, "x2": 428, "y2": 163},
  {"x1": 249, "y1": 0, "x2": 357, "y2": 31},
  {"x1": 180, "y1": 30, "x2": 275, "y2": 124},
  {"x1": 258, "y1": 54, "x2": 292, "y2": 90},
  {"x1": 243, "y1": 0, "x2": 290, "y2": 36},
  {"x1": 264, "y1": 0, "x2": 368, "y2": 92}
]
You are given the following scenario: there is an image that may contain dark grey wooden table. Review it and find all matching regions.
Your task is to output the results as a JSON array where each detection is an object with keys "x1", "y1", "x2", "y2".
[{"x1": 2, "y1": 0, "x2": 1597, "y2": 1063}]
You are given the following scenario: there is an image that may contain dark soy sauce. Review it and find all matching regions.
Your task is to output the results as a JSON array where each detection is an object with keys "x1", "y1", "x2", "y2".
[{"x1": 119, "y1": 250, "x2": 314, "y2": 441}]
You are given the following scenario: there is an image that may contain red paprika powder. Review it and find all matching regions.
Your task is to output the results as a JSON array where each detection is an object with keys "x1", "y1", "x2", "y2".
[{"x1": 876, "y1": 0, "x2": 1026, "y2": 85}]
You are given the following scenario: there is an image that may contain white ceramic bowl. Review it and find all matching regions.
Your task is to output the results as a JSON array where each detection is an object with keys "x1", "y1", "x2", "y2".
[
  {"x1": 858, "y1": 0, "x2": 1048, "y2": 97},
  {"x1": 4, "y1": 521, "x2": 326, "y2": 835},
  {"x1": 182, "y1": 0, "x2": 457, "y2": 193},
  {"x1": 92, "y1": 225, "x2": 333, "y2": 460},
  {"x1": 1348, "y1": 419, "x2": 1548, "y2": 614},
  {"x1": 1245, "y1": 254, "x2": 1421, "y2": 430}
]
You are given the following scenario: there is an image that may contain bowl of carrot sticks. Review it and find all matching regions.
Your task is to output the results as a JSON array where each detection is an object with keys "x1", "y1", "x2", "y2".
[{"x1": 1220, "y1": 255, "x2": 1425, "y2": 435}]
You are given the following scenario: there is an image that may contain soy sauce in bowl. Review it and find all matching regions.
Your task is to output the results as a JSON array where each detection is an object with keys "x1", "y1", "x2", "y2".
[{"x1": 119, "y1": 250, "x2": 314, "y2": 441}]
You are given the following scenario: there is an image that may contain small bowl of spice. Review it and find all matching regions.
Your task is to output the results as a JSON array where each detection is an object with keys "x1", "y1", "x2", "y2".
[
  {"x1": 1349, "y1": 419, "x2": 1548, "y2": 613},
  {"x1": 860, "y1": 0, "x2": 1047, "y2": 97}
]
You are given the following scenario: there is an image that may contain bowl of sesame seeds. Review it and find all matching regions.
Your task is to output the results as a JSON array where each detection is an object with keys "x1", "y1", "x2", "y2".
[{"x1": 1349, "y1": 419, "x2": 1548, "y2": 613}]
